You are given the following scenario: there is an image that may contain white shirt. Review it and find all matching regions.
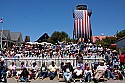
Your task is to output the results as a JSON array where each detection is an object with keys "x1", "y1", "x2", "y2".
[
  {"x1": 97, "y1": 65, "x2": 107, "y2": 72},
  {"x1": 74, "y1": 69, "x2": 82, "y2": 76},
  {"x1": 49, "y1": 65, "x2": 58, "y2": 72},
  {"x1": 31, "y1": 65, "x2": 38, "y2": 72},
  {"x1": 84, "y1": 70, "x2": 92, "y2": 74},
  {"x1": 84, "y1": 70, "x2": 92, "y2": 76},
  {"x1": 9, "y1": 65, "x2": 16, "y2": 70}
]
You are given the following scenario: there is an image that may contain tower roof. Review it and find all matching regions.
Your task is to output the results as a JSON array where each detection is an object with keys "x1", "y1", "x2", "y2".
[{"x1": 76, "y1": 5, "x2": 87, "y2": 10}]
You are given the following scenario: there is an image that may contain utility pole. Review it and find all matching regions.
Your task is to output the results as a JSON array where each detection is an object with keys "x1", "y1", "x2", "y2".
[{"x1": 0, "y1": 17, "x2": 3, "y2": 49}]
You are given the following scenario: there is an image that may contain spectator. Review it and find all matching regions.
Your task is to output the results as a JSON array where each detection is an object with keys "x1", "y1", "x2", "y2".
[
  {"x1": 119, "y1": 52, "x2": 125, "y2": 70},
  {"x1": 8, "y1": 62, "x2": 16, "y2": 77},
  {"x1": 112, "y1": 55, "x2": 118, "y2": 67},
  {"x1": 63, "y1": 60, "x2": 73, "y2": 83},
  {"x1": 112, "y1": 50, "x2": 118, "y2": 56},
  {"x1": 106, "y1": 65, "x2": 116, "y2": 80},
  {"x1": 15, "y1": 61, "x2": 26, "y2": 80},
  {"x1": 105, "y1": 50, "x2": 111, "y2": 64},
  {"x1": 58, "y1": 62, "x2": 65, "y2": 79},
  {"x1": 93, "y1": 61, "x2": 107, "y2": 83},
  {"x1": 76, "y1": 50, "x2": 83, "y2": 69},
  {"x1": 20, "y1": 68, "x2": 30, "y2": 82},
  {"x1": 84, "y1": 66, "x2": 93, "y2": 82},
  {"x1": 39, "y1": 62, "x2": 48, "y2": 79},
  {"x1": 48, "y1": 61, "x2": 58, "y2": 80},
  {"x1": 73, "y1": 65, "x2": 83, "y2": 82},
  {"x1": 29, "y1": 61, "x2": 38, "y2": 79},
  {"x1": 20, "y1": 61, "x2": 26, "y2": 70},
  {"x1": 113, "y1": 62, "x2": 123, "y2": 80},
  {"x1": 60, "y1": 62, "x2": 65, "y2": 72},
  {"x1": 0, "y1": 58, "x2": 8, "y2": 82},
  {"x1": 121, "y1": 64, "x2": 125, "y2": 77}
]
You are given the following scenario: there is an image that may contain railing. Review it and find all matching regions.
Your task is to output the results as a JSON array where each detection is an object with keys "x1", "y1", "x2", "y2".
[{"x1": 4, "y1": 57, "x2": 104, "y2": 69}]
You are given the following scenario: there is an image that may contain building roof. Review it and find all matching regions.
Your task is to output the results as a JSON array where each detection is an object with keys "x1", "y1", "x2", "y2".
[
  {"x1": 10, "y1": 32, "x2": 23, "y2": 42},
  {"x1": 0, "y1": 30, "x2": 11, "y2": 40},
  {"x1": 92, "y1": 35, "x2": 107, "y2": 43},
  {"x1": 115, "y1": 36, "x2": 125, "y2": 49},
  {"x1": 116, "y1": 36, "x2": 125, "y2": 42},
  {"x1": 36, "y1": 33, "x2": 49, "y2": 43}
]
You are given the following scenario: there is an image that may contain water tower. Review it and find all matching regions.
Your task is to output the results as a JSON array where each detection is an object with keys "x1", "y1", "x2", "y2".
[{"x1": 73, "y1": 5, "x2": 92, "y2": 42}]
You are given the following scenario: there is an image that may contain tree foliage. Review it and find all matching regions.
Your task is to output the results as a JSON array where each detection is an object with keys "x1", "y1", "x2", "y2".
[
  {"x1": 122, "y1": 47, "x2": 125, "y2": 53},
  {"x1": 95, "y1": 29, "x2": 125, "y2": 49},
  {"x1": 116, "y1": 29, "x2": 125, "y2": 39},
  {"x1": 48, "y1": 31, "x2": 71, "y2": 44},
  {"x1": 103, "y1": 37, "x2": 117, "y2": 44},
  {"x1": 96, "y1": 36, "x2": 117, "y2": 47}
]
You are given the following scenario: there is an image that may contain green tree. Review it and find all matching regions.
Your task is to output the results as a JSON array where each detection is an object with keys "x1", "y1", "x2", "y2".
[
  {"x1": 48, "y1": 31, "x2": 71, "y2": 44},
  {"x1": 122, "y1": 47, "x2": 125, "y2": 53},
  {"x1": 103, "y1": 37, "x2": 117, "y2": 44},
  {"x1": 95, "y1": 36, "x2": 117, "y2": 47},
  {"x1": 95, "y1": 29, "x2": 125, "y2": 51},
  {"x1": 116, "y1": 29, "x2": 125, "y2": 39}
]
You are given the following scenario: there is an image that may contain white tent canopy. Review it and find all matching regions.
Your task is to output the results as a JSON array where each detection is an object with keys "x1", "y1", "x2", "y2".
[{"x1": 26, "y1": 42, "x2": 52, "y2": 45}]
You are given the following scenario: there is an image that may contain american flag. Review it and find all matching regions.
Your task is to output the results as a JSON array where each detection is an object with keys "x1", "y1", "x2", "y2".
[
  {"x1": 0, "y1": 19, "x2": 3, "y2": 23},
  {"x1": 74, "y1": 10, "x2": 92, "y2": 40}
]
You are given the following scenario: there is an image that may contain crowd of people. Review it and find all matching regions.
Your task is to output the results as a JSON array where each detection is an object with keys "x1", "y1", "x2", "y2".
[
  {"x1": 0, "y1": 41, "x2": 125, "y2": 83},
  {"x1": 0, "y1": 41, "x2": 114, "y2": 59}
]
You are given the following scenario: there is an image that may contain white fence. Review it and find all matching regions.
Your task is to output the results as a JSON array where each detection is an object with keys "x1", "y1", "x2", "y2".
[{"x1": 4, "y1": 57, "x2": 104, "y2": 69}]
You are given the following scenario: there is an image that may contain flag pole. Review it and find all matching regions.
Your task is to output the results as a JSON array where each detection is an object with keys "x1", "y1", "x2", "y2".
[{"x1": 1, "y1": 16, "x2": 3, "y2": 49}]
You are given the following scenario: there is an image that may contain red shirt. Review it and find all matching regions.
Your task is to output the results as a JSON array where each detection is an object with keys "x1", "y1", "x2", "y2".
[{"x1": 119, "y1": 54, "x2": 125, "y2": 62}]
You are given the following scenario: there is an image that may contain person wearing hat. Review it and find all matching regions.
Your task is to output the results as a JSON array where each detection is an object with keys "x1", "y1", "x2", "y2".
[
  {"x1": 112, "y1": 50, "x2": 118, "y2": 56},
  {"x1": 63, "y1": 60, "x2": 73, "y2": 83},
  {"x1": 113, "y1": 62, "x2": 124, "y2": 80},
  {"x1": 93, "y1": 60, "x2": 107, "y2": 83},
  {"x1": 73, "y1": 65, "x2": 83, "y2": 82},
  {"x1": 105, "y1": 50, "x2": 111, "y2": 64}
]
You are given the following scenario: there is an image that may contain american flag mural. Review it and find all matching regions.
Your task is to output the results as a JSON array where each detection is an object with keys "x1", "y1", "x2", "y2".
[{"x1": 73, "y1": 10, "x2": 92, "y2": 40}]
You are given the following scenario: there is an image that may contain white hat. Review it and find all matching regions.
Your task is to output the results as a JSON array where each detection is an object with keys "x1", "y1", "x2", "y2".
[
  {"x1": 89, "y1": 43, "x2": 93, "y2": 46},
  {"x1": 77, "y1": 65, "x2": 80, "y2": 68},
  {"x1": 98, "y1": 44, "x2": 101, "y2": 46},
  {"x1": 112, "y1": 50, "x2": 117, "y2": 52},
  {"x1": 66, "y1": 60, "x2": 71, "y2": 63},
  {"x1": 100, "y1": 60, "x2": 104, "y2": 63},
  {"x1": 1, "y1": 58, "x2": 4, "y2": 61},
  {"x1": 107, "y1": 49, "x2": 110, "y2": 51}
]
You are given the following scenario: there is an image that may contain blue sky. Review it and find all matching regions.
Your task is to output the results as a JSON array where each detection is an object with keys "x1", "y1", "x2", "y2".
[{"x1": 0, "y1": 0, "x2": 125, "y2": 41}]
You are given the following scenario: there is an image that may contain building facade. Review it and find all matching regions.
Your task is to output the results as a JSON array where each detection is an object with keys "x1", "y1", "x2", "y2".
[{"x1": 0, "y1": 30, "x2": 23, "y2": 48}]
